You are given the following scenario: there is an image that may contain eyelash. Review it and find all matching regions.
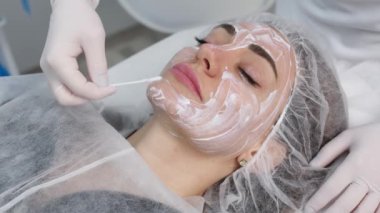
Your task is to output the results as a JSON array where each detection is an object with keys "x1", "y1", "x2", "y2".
[
  {"x1": 195, "y1": 37, "x2": 207, "y2": 46},
  {"x1": 239, "y1": 68, "x2": 259, "y2": 87},
  {"x1": 195, "y1": 37, "x2": 259, "y2": 87}
]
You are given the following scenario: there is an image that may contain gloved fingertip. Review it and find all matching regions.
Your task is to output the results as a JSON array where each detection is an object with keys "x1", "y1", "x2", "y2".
[
  {"x1": 92, "y1": 73, "x2": 109, "y2": 87},
  {"x1": 309, "y1": 158, "x2": 321, "y2": 168},
  {"x1": 107, "y1": 85, "x2": 117, "y2": 94},
  {"x1": 101, "y1": 85, "x2": 116, "y2": 96}
]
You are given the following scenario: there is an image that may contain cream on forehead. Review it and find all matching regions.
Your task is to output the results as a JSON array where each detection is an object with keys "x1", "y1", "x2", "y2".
[
  {"x1": 146, "y1": 23, "x2": 296, "y2": 156},
  {"x1": 221, "y1": 23, "x2": 292, "y2": 68}
]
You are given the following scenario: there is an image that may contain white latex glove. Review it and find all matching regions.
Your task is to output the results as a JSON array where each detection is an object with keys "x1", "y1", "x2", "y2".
[
  {"x1": 305, "y1": 122, "x2": 380, "y2": 213},
  {"x1": 40, "y1": 0, "x2": 115, "y2": 105}
]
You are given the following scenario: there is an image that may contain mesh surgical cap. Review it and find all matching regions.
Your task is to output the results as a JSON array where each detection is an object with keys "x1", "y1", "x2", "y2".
[{"x1": 203, "y1": 13, "x2": 348, "y2": 213}]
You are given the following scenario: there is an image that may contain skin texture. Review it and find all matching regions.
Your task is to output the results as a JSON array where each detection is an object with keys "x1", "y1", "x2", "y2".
[{"x1": 128, "y1": 22, "x2": 296, "y2": 197}]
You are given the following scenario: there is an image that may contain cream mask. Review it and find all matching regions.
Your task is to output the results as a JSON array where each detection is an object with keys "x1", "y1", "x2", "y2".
[{"x1": 147, "y1": 23, "x2": 296, "y2": 156}]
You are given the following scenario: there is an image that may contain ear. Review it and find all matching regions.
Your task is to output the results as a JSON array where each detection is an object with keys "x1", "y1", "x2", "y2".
[
  {"x1": 237, "y1": 139, "x2": 287, "y2": 171},
  {"x1": 237, "y1": 141, "x2": 261, "y2": 164}
]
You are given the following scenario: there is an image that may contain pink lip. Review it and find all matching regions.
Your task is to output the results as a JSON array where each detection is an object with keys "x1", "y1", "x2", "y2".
[{"x1": 171, "y1": 63, "x2": 202, "y2": 101}]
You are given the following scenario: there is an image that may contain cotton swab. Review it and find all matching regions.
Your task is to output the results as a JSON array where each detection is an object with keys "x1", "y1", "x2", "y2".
[{"x1": 111, "y1": 76, "x2": 162, "y2": 87}]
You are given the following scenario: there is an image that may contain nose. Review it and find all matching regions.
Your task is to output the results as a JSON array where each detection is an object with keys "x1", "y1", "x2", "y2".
[{"x1": 196, "y1": 44, "x2": 226, "y2": 78}]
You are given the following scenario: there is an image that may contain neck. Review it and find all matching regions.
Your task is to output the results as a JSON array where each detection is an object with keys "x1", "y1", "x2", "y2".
[{"x1": 128, "y1": 115, "x2": 237, "y2": 197}]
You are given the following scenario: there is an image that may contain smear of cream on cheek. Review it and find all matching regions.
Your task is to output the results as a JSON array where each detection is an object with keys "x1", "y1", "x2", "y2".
[{"x1": 147, "y1": 70, "x2": 279, "y2": 155}]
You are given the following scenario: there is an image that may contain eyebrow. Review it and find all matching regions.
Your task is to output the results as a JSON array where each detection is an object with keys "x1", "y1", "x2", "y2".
[
  {"x1": 248, "y1": 44, "x2": 278, "y2": 79},
  {"x1": 214, "y1": 23, "x2": 236, "y2": 36},
  {"x1": 214, "y1": 23, "x2": 277, "y2": 79}
]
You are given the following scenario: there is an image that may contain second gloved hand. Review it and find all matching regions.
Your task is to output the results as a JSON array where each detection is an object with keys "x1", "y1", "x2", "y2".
[
  {"x1": 305, "y1": 122, "x2": 380, "y2": 213},
  {"x1": 40, "y1": 0, "x2": 115, "y2": 105}
]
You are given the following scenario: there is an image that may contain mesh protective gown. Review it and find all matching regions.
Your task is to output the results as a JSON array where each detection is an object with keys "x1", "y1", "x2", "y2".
[{"x1": 0, "y1": 75, "x2": 195, "y2": 212}]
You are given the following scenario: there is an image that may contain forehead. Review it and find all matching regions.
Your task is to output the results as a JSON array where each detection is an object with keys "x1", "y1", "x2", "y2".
[
  {"x1": 232, "y1": 23, "x2": 292, "y2": 61},
  {"x1": 200, "y1": 22, "x2": 297, "y2": 86},
  {"x1": 205, "y1": 22, "x2": 293, "y2": 64},
  {"x1": 222, "y1": 22, "x2": 285, "y2": 39},
  {"x1": 210, "y1": 22, "x2": 296, "y2": 78}
]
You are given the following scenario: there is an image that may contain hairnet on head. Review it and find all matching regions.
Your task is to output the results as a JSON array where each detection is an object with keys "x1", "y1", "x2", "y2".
[{"x1": 203, "y1": 13, "x2": 348, "y2": 212}]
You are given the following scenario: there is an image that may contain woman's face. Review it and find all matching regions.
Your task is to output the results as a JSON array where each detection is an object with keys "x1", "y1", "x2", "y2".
[{"x1": 147, "y1": 22, "x2": 296, "y2": 156}]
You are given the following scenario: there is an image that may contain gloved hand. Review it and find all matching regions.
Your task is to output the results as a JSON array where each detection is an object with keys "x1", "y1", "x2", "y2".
[
  {"x1": 305, "y1": 122, "x2": 380, "y2": 213},
  {"x1": 40, "y1": 0, "x2": 115, "y2": 105}
]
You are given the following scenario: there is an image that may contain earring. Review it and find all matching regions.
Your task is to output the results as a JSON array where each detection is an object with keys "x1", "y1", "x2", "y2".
[{"x1": 239, "y1": 159, "x2": 248, "y2": 167}]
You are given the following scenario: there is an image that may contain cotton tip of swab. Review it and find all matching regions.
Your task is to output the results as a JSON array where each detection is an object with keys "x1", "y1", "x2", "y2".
[
  {"x1": 111, "y1": 76, "x2": 162, "y2": 87},
  {"x1": 149, "y1": 76, "x2": 163, "y2": 82}
]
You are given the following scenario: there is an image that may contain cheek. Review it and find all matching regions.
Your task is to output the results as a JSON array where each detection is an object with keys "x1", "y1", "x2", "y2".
[
  {"x1": 147, "y1": 80, "x2": 185, "y2": 117},
  {"x1": 147, "y1": 73, "x2": 282, "y2": 156}
]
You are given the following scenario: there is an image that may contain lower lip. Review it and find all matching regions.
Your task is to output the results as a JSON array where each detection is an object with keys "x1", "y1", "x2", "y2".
[{"x1": 171, "y1": 65, "x2": 202, "y2": 100}]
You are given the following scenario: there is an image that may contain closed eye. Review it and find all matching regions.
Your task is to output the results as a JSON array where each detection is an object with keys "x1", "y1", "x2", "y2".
[
  {"x1": 239, "y1": 68, "x2": 259, "y2": 87},
  {"x1": 195, "y1": 37, "x2": 207, "y2": 46},
  {"x1": 195, "y1": 36, "x2": 259, "y2": 87}
]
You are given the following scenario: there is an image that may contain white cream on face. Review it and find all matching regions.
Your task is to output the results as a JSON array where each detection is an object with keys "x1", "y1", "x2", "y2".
[{"x1": 147, "y1": 23, "x2": 295, "y2": 156}]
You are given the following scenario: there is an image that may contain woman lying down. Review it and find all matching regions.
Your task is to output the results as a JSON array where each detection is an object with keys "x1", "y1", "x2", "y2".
[{"x1": 0, "y1": 14, "x2": 347, "y2": 212}]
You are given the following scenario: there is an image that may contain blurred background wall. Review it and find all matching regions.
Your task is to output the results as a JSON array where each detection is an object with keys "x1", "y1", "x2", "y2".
[{"x1": 0, "y1": 0, "x2": 138, "y2": 74}]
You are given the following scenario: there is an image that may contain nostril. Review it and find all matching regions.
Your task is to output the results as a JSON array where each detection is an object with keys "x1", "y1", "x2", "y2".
[{"x1": 204, "y1": 59, "x2": 210, "y2": 70}]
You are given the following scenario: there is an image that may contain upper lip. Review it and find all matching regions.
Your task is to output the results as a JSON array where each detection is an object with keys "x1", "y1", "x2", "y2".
[{"x1": 171, "y1": 63, "x2": 202, "y2": 101}]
